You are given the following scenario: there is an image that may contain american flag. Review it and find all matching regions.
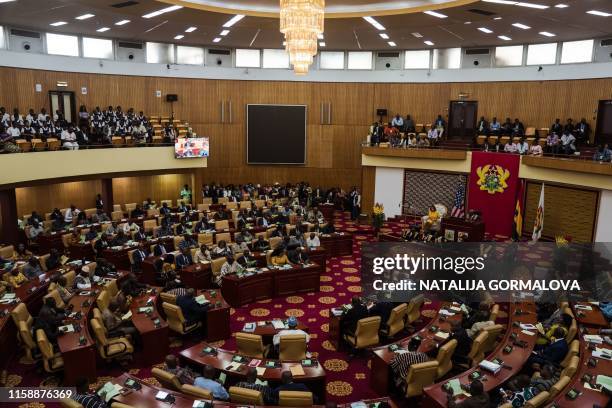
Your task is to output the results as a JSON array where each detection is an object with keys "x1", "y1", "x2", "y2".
[{"x1": 451, "y1": 184, "x2": 465, "y2": 218}]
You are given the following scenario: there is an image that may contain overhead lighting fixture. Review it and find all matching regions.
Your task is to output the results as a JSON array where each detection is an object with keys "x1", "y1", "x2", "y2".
[
  {"x1": 411, "y1": 32, "x2": 423, "y2": 38},
  {"x1": 478, "y1": 27, "x2": 493, "y2": 33},
  {"x1": 494, "y1": 17, "x2": 502, "y2": 20},
  {"x1": 220, "y1": 30, "x2": 230, "y2": 36},
  {"x1": 212, "y1": 37, "x2": 222, "y2": 43},
  {"x1": 539, "y1": 31, "x2": 556, "y2": 37},
  {"x1": 512, "y1": 22, "x2": 531, "y2": 29},
  {"x1": 423, "y1": 10, "x2": 448, "y2": 18},
  {"x1": 281, "y1": 1, "x2": 325, "y2": 75},
  {"x1": 424, "y1": 40, "x2": 434, "y2": 46},
  {"x1": 142, "y1": 5, "x2": 183, "y2": 18},
  {"x1": 387, "y1": 41, "x2": 396, "y2": 47},
  {"x1": 0, "y1": 0, "x2": 17, "y2": 3},
  {"x1": 498, "y1": 35, "x2": 512, "y2": 40},
  {"x1": 174, "y1": 35, "x2": 184, "y2": 40},
  {"x1": 586, "y1": 10, "x2": 611, "y2": 17},
  {"x1": 317, "y1": 33, "x2": 324, "y2": 39},
  {"x1": 319, "y1": 42, "x2": 326, "y2": 47},
  {"x1": 115, "y1": 19, "x2": 130, "y2": 26},
  {"x1": 554, "y1": 4, "x2": 569, "y2": 8},
  {"x1": 223, "y1": 14, "x2": 245, "y2": 28},
  {"x1": 516, "y1": 2, "x2": 548, "y2": 9},
  {"x1": 185, "y1": 26, "x2": 197, "y2": 33},
  {"x1": 464, "y1": 21, "x2": 472, "y2": 24},
  {"x1": 96, "y1": 27, "x2": 110, "y2": 32},
  {"x1": 363, "y1": 16, "x2": 385, "y2": 31},
  {"x1": 379, "y1": 33, "x2": 389, "y2": 39},
  {"x1": 50, "y1": 21, "x2": 67, "y2": 26},
  {"x1": 75, "y1": 14, "x2": 95, "y2": 20},
  {"x1": 483, "y1": 0, "x2": 515, "y2": 4}
]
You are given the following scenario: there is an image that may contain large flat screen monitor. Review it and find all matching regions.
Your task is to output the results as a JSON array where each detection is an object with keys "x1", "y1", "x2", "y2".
[
  {"x1": 246, "y1": 104, "x2": 306, "y2": 164},
  {"x1": 175, "y1": 137, "x2": 209, "y2": 159}
]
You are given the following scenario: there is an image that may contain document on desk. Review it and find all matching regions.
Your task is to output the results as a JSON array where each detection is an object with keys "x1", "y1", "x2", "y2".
[
  {"x1": 575, "y1": 304, "x2": 593, "y2": 311},
  {"x1": 256, "y1": 367, "x2": 266, "y2": 376},
  {"x1": 290, "y1": 364, "x2": 305, "y2": 377},
  {"x1": 272, "y1": 320, "x2": 287, "y2": 330},
  {"x1": 593, "y1": 348, "x2": 612, "y2": 360},
  {"x1": 195, "y1": 295, "x2": 209, "y2": 305},
  {"x1": 596, "y1": 375, "x2": 612, "y2": 392},
  {"x1": 521, "y1": 330, "x2": 536, "y2": 336},
  {"x1": 520, "y1": 323, "x2": 537, "y2": 331},
  {"x1": 59, "y1": 324, "x2": 75, "y2": 333},
  {"x1": 584, "y1": 334, "x2": 604, "y2": 344},
  {"x1": 155, "y1": 391, "x2": 169, "y2": 400},
  {"x1": 121, "y1": 311, "x2": 132, "y2": 320}
]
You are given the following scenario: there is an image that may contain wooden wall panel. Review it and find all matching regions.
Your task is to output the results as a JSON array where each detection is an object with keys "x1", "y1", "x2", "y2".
[
  {"x1": 16, "y1": 180, "x2": 102, "y2": 217},
  {"x1": 524, "y1": 182, "x2": 598, "y2": 242},
  {"x1": 361, "y1": 166, "x2": 376, "y2": 220},
  {"x1": 1, "y1": 67, "x2": 611, "y2": 192},
  {"x1": 112, "y1": 174, "x2": 193, "y2": 206}
]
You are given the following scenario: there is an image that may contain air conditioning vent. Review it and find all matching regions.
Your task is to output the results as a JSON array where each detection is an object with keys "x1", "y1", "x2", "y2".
[
  {"x1": 10, "y1": 29, "x2": 41, "y2": 39},
  {"x1": 601, "y1": 38, "x2": 612, "y2": 47},
  {"x1": 111, "y1": 1, "x2": 139, "y2": 8},
  {"x1": 117, "y1": 41, "x2": 143, "y2": 49},
  {"x1": 465, "y1": 48, "x2": 490, "y2": 55},
  {"x1": 468, "y1": 8, "x2": 496, "y2": 16},
  {"x1": 208, "y1": 49, "x2": 231, "y2": 55},
  {"x1": 378, "y1": 52, "x2": 400, "y2": 58}
]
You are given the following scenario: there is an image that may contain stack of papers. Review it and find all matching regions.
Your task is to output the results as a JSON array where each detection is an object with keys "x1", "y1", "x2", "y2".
[
  {"x1": 592, "y1": 347, "x2": 612, "y2": 360},
  {"x1": 439, "y1": 309, "x2": 455, "y2": 316},
  {"x1": 575, "y1": 304, "x2": 593, "y2": 311},
  {"x1": 195, "y1": 295, "x2": 209, "y2": 305},
  {"x1": 155, "y1": 391, "x2": 169, "y2": 400},
  {"x1": 479, "y1": 360, "x2": 501, "y2": 374},
  {"x1": 59, "y1": 324, "x2": 75, "y2": 333},
  {"x1": 97, "y1": 382, "x2": 122, "y2": 402},
  {"x1": 520, "y1": 323, "x2": 537, "y2": 331},
  {"x1": 121, "y1": 311, "x2": 132, "y2": 321},
  {"x1": 446, "y1": 379, "x2": 465, "y2": 397},
  {"x1": 596, "y1": 375, "x2": 612, "y2": 392},
  {"x1": 272, "y1": 320, "x2": 287, "y2": 330},
  {"x1": 225, "y1": 362, "x2": 242, "y2": 371},
  {"x1": 255, "y1": 367, "x2": 266, "y2": 376},
  {"x1": 243, "y1": 323, "x2": 256, "y2": 333},
  {"x1": 289, "y1": 364, "x2": 305, "y2": 376},
  {"x1": 434, "y1": 331, "x2": 450, "y2": 341},
  {"x1": 584, "y1": 334, "x2": 604, "y2": 344}
]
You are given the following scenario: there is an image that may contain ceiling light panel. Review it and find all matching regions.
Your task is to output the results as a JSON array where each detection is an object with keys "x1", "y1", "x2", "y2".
[
  {"x1": 363, "y1": 16, "x2": 385, "y2": 30},
  {"x1": 223, "y1": 14, "x2": 245, "y2": 28},
  {"x1": 423, "y1": 10, "x2": 448, "y2": 18},
  {"x1": 142, "y1": 5, "x2": 183, "y2": 18},
  {"x1": 75, "y1": 14, "x2": 95, "y2": 20}
]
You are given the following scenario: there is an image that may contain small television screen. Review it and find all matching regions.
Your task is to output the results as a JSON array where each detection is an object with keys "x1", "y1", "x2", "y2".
[{"x1": 175, "y1": 137, "x2": 209, "y2": 159}]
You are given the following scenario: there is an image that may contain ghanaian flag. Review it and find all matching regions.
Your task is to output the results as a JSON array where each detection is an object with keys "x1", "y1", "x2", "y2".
[{"x1": 512, "y1": 179, "x2": 525, "y2": 241}]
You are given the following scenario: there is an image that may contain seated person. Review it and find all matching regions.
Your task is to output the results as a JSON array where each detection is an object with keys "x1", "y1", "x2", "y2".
[
  {"x1": 237, "y1": 249, "x2": 257, "y2": 268},
  {"x1": 270, "y1": 247, "x2": 292, "y2": 266},
  {"x1": 341, "y1": 296, "x2": 369, "y2": 337},
  {"x1": 546, "y1": 133, "x2": 560, "y2": 154},
  {"x1": 527, "y1": 327, "x2": 568, "y2": 371},
  {"x1": 72, "y1": 377, "x2": 108, "y2": 408},
  {"x1": 194, "y1": 244, "x2": 211, "y2": 263},
  {"x1": 423, "y1": 205, "x2": 440, "y2": 231},
  {"x1": 179, "y1": 234, "x2": 197, "y2": 251},
  {"x1": 23, "y1": 256, "x2": 42, "y2": 280},
  {"x1": 235, "y1": 367, "x2": 275, "y2": 405},
  {"x1": 156, "y1": 221, "x2": 173, "y2": 237},
  {"x1": 593, "y1": 143, "x2": 612, "y2": 162},
  {"x1": 74, "y1": 269, "x2": 92, "y2": 290},
  {"x1": 287, "y1": 246, "x2": 309, "y2": 265},
  {"x1": 46, "y1": 248, "x2": 62, "y2": 270},
  {"x1": 466, "y1": 311, "x2": 494, "y2": 338},
  {"x1": 7, "y1": 267, "x2": 27, "y2": 288},
  {"x1": 217, "y1": 255, "x2": 241, "y2": 286},
  {"x1": 54, "y1": 275, "x2": 74, "y2": 304},
  {"x1": 504, "y1": 140, "x2": 518, "y2": 153},
  {"x1": 28, "y1": 220, "x2": 45, "y2": 240},
  {"x1": 104, "y1": 221, "x2": 119, "y2": 236},
  {"x1": 449, "y1": 319, "x2": 473, "y2": 364},
  {"x1": 305, "y1": 232, "x2": 320, "y2": 249},
  {"x1": 153, "y1": 241, "x2": 168, "y2": 257},
  {"x1": 417, "y1": 134, "x2": 430, "y2": 147},
  {"x1": 212, "y1": 240, "x2": 232, "y2": 258},
  {"x1": 368, "y1": 301, "x2": 393, "y2": 325},
  {"x1": 528, "y1": 364, "x2": 560, "y2": 394},
  {"x1": 530, "y1": 139, "x2": 543, "y2": 156},
  {"x1": 535, "y1": 313, "x2": 572, "y2": 348},
  {"x1": 34, "y1": 297, "x2": 65, "y2": 343},
  {"x1": 130, "y1": 204, "x2": 144, "y2": 218},
  {"x1": 85, "y1": 226, "x2": 99, "y2": 242},
  {"x1": 499, "y1": 374, "x2": 538, "y2": 408},
  {"x1": 13, "y1": 243, "x2": 32, "y2": 261},
  {"x1": 159, "y1": 202, "x2": 171, "y2": 216},
  {"x1": 111, "y1": 230, "x2": 129, "y2": 246},
  {"x1": 120, "y1": 273, "x2": 147, "y2": 297},
  {"x1": 273, "y1": 371, "x2": 310, "y2": 397},
  {"x1": 175, "y1": 247, "x2": 193, "y2": 270},
  {"x1": 560, "y1": 130, "x2": 576, "y2": 155},
  {"x1": 163, "y1": 354, "x2": 201, "y2": 385},
  {"x1": 389, "y1": 337, "x2": 430, "y2": 388},
  {"x1": 193, "y1": 365, "x2": 229, "y2": 400},
  {"x1": 516, "y1": 137, "x2": 529, "y2": 155},
  {"x1": 131, "y1": 243, "x2": 148, "y2": 273},
  {"x1": 253, "y1": 235, "x2": 271, "y2": 251},
  {"x1": 446, "y1": 380, "x2": 489, "y2": 408},
  {"x1": 489, "y1": 117, "x2": 501, "y2": 135},
  {"x1": 176, "y1": 288, "x2": 210, "y2": 326},
  {"x1": 102, "y1": 299, "x2": 139, "y2": 340},
  {"x1": 427, "y1": 126, "x2": 439, "y2": 145},
  {"x1": 123, "y1": 220, "x2": 140, "y2": 234},
  {"x1": 273, "y1": 316, "x2": 310, "y2": 347}
]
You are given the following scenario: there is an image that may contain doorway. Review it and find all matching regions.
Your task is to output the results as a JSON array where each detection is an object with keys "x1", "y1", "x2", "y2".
[
  {"x1": 595, "y1": 100, "x2": 612, "y2": 145},
  {"x1": 448, "y1": 100, "x2": 478, "y2": 139},
  {"x1": 49, "y1": 90, "x2": 76, "y2": 124}
]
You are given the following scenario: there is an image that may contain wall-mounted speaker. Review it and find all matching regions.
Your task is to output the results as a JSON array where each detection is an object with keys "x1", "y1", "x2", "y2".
[{"x1": 166, "y1": 94, "x2": 178, "y2": 102}]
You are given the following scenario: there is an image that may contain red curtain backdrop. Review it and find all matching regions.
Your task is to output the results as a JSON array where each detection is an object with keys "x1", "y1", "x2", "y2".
[{"x1": 467, "y1": 152, "x2": 521, "y2": 238}]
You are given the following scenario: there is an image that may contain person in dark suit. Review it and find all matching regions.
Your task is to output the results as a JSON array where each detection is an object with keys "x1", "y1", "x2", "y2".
[
  {"x1": 176, "y1": 247, "x2": 193, "y2": 270},
  {"x1": 34, "y1": 297, "x2": 65, "y2": 344},
  {"x1": 237, "y1": 249, "x2": 257, "y2": 268},
  {"x1": 45, "y1": 248, "x2": 62, "y2": 270},
  {"x1": 273, "y1": 371, "x2": 310, "y2": 400},
  {"x1": 575, "y1": 118, "x2": 591, "y2": 145},
  {"x1": 94, "y1": 234, "x2": 110, "y2": 254},
  {"x1": 527, "y1": 327, "x2": 568, "y2": 371},
  {"x1": 446, "y1": 380, "x2": 489, "y2": 408},
  {"x1": 130, "y1": 204, "x2": 144, "y2": 218},
  {"x1": 342, "y1": 296, "x2": 369, "y2": 337},
  {"x1": 551, "y1": 118, "x2": 562, "y2": 135},
  {"x1": 253, "y1": 236, "x2": 270, "y2": 251},
  {"x1": 132, "y1": 243, "x2": 148, "y2": 273},
  {"x1": 287, "y1": 247, "x2": 309, "y2": 265},
  {"x1": 160, "y1": 202, "x2": 171, "y2": 216},
  {"x1": 449, "y1": 319, "x2": 473, "y2": 364},
  {"x1": 176, "y1": 288, "x2": 209, "y2": 326},
  {"x1": 153, "y1": 242, "x2": 168, "y2": 257},
  {"x1": 369, "y1": 301, "x2": 394, "y2": 325}
]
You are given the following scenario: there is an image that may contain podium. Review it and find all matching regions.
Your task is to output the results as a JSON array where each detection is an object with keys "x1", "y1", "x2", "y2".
[{"x1": 441, "y1": 217, "x2": 485, "y2": 242}]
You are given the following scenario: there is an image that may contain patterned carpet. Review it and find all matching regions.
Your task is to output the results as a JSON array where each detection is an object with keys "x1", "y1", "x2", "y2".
[{"x1": 5, "y1": 211, "x2": 440, "y2": 407}]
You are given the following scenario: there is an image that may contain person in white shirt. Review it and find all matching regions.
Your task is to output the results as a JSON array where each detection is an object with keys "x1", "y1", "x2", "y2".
[
  {"x1": 305, "y1": 233, "x2": 320, "y2": 249},
  {"x1": 64, "y1": 205, "x2": 80, "y2": 224},
  {"x1": 273, "y1": 316, "x2": 310, "y2": 347},
  {"x1": 25, "y1": 109, "x2": 36, "y2": 126},
  {"x1": 74, "y1": 269, "x2": 92, "y2": 290},
  {"x1": 7, "y1": 123, "x2": 21, "y2": 140},
  {"x1": 504, "y1": 141, "x2": 518, "y2": 153},
  {"x1": 37, "y1": 108, "x2": 49, "y2": 124},
  {"x1": 391, "y1": 114, "x2": 404, "y2": 130},
  {"x1": 0, "y1": 107, "x2": 9, "y2": 126},
  {"x1": 560, "y1": 131, "x2": 576, "y2": 155},
  {"x1": 122, "y1": 221, "x2": 140, "y2": 234},
  {"x1": 530, "y1": 142, "x2": 543, "y2": 156},
  {"x1": 517, "y1": 138, "x2": 529, "y2": 155},
  {"x1": 217, "y1": 255, "x2": 240, "y2": 286},
  {"x1": 427, "y1": 126, "x2": 439, "y2": 146},
  {"x1": 61, "y1": 126, "x2": 79, "y2": 150}
]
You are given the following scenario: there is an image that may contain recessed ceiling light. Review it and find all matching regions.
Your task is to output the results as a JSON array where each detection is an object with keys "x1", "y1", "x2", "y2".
[
  {"x1": 75, "y1": 14, "x2": 95, "y2": 20},
  {"x1": 516, "y1": 2, "x2": 549, "y2": 9},
  {"x1": 96, "y1": 27, "x2": 110, "y2": 32},
  {"x1": 423, "y1": 10, "x2": 448, "y2": 18},
  {"x1": 478, "y1": 27, "x2": 493, "y2": 33},
  {"x1": 493, "y1": 17, "x2": 502, "y2": 20},
  {"x1": 387, "y1": 41, "x2": 397, "y2": 47},
  {"x1": 220, "y1": 30, "x2": 230, "y2": 36},
  {"x1": 0, "y1": 0, "x2": 17, "y2": 3},
  {"x1": 539, "y1": 31, "x2": 556, "y2": 37},
  {"x1": 464, "y1": 21, "x2": 472, "y2": 24},
  {"x1": 512, "y1": 22, "x2": 531, "y2": 29},
  {"x1": 223, "y1": 14, "x2": 245, "y2": 28},
  {"x1": 498, "y1": 35, "x2": 512, "y2": 40},
  {"x1": 174, "y1": 35, "x2": 184, "y2": 40},
  {"x1": 50, "y1": 21, "x2": 67, "y2": 26},
  {"x1": 483, "y1": 0, "x2": 515, "y2": 4},
  {"x1": 115, "y1": 19, "x2": 130, "y2": 26},
  {"x1": 185, "y1": 26, "x2": 197, "y2": 33},
  {"x1": 424, "y1": 40, "x2": 434, "y2": 46},
  {"x1": 319, "y1": 42, "x2": 326, "y2": 47},
  {"x1": 586, "y1": 10, "x2": 611, "y2": 17},
  {"x1": 379, "y1": 33, "x2": 389, "y2": 39},
  {"x1": 142, "y1": 5, "x2": 183, "y2": 19},
  {"x1": 363, "y1": 16, "x2": 385, "y2": 30},
  {"x1": 317, "y1": 33, "x2": 324, "y2": 39},
  {"x1": 554, "y1": 4, "x2": 569, "y2": 8},
  {"x1": 411, "y1": 32, "x2": 423, "y2": 38},
  {"x1": 212, "y1": 37, "x2": 222, "y2": 43}
]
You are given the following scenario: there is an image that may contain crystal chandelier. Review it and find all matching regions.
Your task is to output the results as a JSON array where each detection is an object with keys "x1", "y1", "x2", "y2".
[{"x1": 280, "y1": 0, "x2": 325, "y2": 75}]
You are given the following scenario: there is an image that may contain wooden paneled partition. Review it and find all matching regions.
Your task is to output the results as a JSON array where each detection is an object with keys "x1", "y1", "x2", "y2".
[
  {"x1": 16, "y1": 180, "x2": 102, "y2": 218},
  {"x1": 112, "y1": 174, "x2": 192, "y2": 206},
  {"x1": 1, "y1": 66, "x2": 611, "y2": 191}
]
